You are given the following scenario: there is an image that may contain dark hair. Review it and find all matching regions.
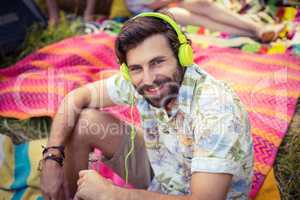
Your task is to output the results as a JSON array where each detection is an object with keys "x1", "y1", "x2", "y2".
[{"x1": 115, "y1": 13, "x2": 189, "y2": 65}]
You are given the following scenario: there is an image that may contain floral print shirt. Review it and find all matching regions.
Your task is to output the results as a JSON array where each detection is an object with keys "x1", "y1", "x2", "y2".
[{"x1": 105, "y1": 64, "x2": 253, "y2": 199}]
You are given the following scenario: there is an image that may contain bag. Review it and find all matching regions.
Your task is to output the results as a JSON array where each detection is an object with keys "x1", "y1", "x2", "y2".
[{"x1": 0, "y1": 0, "x2": 47, "y2": 54}]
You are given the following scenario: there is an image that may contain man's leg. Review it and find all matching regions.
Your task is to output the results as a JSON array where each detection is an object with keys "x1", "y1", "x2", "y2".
[
  {"x1": 101, "y1": 123, "x2": 153, "y2": 190},
  {"x1": 63, "y1": 108, "x2": 133, "y2": 197}
]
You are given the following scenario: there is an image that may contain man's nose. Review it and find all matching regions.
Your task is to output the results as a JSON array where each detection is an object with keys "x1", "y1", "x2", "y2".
[{"x1": 142, "y1": 70, "x2": 155, "y2": 85}]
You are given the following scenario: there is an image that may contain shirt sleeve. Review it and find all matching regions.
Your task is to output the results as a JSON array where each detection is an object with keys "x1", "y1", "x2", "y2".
[
  {"x1": 191, "y1": 81, "x2": 252, "y2": 176},
  {"x1": 105, "y1": 73, "x2": 135, "y2": 105}
]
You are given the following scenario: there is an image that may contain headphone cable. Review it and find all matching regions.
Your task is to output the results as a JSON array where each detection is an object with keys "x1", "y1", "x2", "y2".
[{"x1": 124, "y1": 93, "x2": 136, "y2": 185}]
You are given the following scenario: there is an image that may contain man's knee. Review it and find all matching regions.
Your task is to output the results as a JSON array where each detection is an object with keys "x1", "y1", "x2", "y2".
[
  {"x1": 75, "y1": 108, "x2": 124, "y2": 140},
  {"x1": 76, "y1": 109, "x2": 106, "y2": 136},
  {"x1": 78, "y1": 108, "x2": 106, "y2": 126},
  {"x1": 72, "y1": 108, "x2": 127, "y2": 157}
]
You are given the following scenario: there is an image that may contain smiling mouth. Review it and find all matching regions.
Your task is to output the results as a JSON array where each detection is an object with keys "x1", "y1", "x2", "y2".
[{"x1": 144, "y1": 85, "x2": 164, "y2": 96}]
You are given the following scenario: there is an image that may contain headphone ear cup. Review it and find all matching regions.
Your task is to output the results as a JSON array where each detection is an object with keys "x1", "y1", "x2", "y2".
[
  {"x1": 120, "y1": 63, "x2": 131, "y2": 81},
  {"x1": 178, "y1": 44, "x2": 194, "y2": 67}
]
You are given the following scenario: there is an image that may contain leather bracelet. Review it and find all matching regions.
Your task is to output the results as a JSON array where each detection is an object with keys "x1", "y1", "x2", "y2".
[
  {"x1": 42, "y1": 145, "x2": 65, "y2": 158},
  {"x1": 38, "y1": 153, "x2": 64, "y2": 171},
  {"x1": 44, "y1": 155, "x2": 64, "y2": 167}
]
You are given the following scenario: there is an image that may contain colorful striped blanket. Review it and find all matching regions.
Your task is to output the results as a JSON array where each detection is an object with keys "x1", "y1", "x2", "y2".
[
  {"x1": 0, "y1": 32, "x2": 299, "y2": 199},
  {"x1": 0, "y1": 134, "x2": 46, "y2": 200}
]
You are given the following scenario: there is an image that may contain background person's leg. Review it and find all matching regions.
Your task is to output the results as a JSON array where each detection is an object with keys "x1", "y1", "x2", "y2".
[
  {"x1": 167, "y1": 0, "x2": 284, "y2": 41},
  {"x1": 182, "y1": 0, "x2": 259, "y2": 35},
  {"x1": 46, "y1": 0, "x2": 60, "y2": 25},
  {"x1": 84, "y1": 0, "x2": 97, "y2": 21},
  {"x1": 166, "y1": 7, "x2": 253, "y2": 37}
]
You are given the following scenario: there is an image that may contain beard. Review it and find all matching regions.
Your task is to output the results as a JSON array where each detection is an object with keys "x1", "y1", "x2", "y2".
[{"x1": 135, "y1": 65, "x2": 185, "y2": 108}]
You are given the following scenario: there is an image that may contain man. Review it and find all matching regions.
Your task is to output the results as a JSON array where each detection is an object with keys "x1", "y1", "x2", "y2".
[{"x1": 40, "y1": 12, "x2": 253, "y2": 200}]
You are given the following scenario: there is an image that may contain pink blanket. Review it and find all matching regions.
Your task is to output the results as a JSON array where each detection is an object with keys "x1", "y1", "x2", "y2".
[{"x1": 1, "y1": 32, "x2": 299, "y2": 198}]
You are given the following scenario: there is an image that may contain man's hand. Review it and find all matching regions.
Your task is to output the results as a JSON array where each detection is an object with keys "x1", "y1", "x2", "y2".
[
  {"x1": 40, "y1": 160, "x2": 67, "y2": 200},
  {"x1": 75, "y1": 170, "x2": 116, "y2": 200}
]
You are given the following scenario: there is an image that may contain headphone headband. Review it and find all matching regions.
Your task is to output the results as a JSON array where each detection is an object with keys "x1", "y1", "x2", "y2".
[{"x1": 133, "y1": 12, "x2": 188, "y2": 44}]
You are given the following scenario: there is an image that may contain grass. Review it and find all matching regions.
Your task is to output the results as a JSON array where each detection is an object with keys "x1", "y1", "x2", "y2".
[
  {"x1": 0, "y1": 117, "x2": 51, "y2": 144},
  {"x1": 0, "y1": 16, "x2": 299, "y2": 200},
  {"x1": 274, "y1": 101, "x2": 300, "y2": 200}
]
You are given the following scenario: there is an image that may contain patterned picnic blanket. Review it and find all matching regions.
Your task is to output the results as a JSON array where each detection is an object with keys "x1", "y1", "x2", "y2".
[{"x1": 0, "y1": 32, "x2": 299, "y2": 199}]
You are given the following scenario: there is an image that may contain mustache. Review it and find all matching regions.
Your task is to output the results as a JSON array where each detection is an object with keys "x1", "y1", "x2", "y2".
[{"x1": 137, "y1": 77, "x2": 173, "y2": 95}]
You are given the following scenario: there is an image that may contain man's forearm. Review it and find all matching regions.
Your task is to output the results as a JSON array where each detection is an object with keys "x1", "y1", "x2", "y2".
[
  {"x1": 47, "y1": 102, "x2": 78, "y2": 146},
  {"x1": 115, "y1": 187, "x2": 192, "y2": 200},
  {"x1": 47, "y1": 90, "x2": 88, "y2": 146}
]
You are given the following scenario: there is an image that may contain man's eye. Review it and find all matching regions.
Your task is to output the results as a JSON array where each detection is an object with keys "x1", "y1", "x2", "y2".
[
  {"x1": 130, "y1": 66, "x2": 142, "y2": 72},
  {"x1": 153, "y1": 59, "x2": 164, "y2": 65}
]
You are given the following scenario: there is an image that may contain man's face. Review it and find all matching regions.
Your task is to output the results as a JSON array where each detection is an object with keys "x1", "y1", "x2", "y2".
[{"x1": 126, "y1": 34, "x2": 184, "y2": 108}]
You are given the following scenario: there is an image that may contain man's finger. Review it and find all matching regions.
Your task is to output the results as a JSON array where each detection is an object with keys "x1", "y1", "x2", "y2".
[
  {"x1": 75, "y1": 189, "x2": 84, "y2": 200},
  {"x1": 75, "y1": 192, "x2": 80, "y2": 199},
  {"x1": 78, "y1": 170, "x2": 89, "y2": 178},
  {"x1": 77, "y1": 176, "x2": 85, "y2": 187},
  {"x1": 77, "y1": 181, "x2": 85, "y2": 193},
  {"x1": 73, "y1": 196, "x2": 80, "y2": 200}
]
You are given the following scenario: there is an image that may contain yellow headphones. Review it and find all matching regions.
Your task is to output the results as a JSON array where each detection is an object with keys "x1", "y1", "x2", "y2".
[{"x1": 120, "y1": 12, "x2": 194, "y2": 81}]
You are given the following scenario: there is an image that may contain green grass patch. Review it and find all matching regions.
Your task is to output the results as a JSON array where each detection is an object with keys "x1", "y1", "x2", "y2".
[
  {"x1": 275, "y1": 101, "x2": 300, "y2": 200},
  {"x1": 0, "y1": 117, "x2": 51, "y2": 144}
]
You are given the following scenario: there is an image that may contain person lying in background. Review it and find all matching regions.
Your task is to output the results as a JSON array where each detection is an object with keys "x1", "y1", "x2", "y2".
[{"x1": 126, "y1": 0, "x2": 284, "y2": 42}]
